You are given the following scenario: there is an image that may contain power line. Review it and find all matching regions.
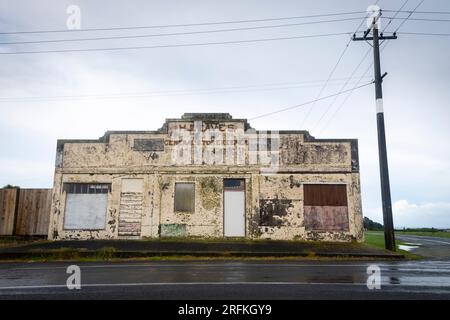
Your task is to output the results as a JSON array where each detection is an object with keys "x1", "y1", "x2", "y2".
[
  {"x1": 299, "y1": 0, "x2": 384, "y2": 129},
  {"x1": 248, "y1": 82, "x2": 373, "y2": 121},
  {"x1": 318, "y1": 39, "x2": 392, "y2": 136},
  {"x1": 317, "y1": 61, "x2": 374, "y2": 136},
  {"x1": 299, "y1": 11, "x2": 370, "y2": 128},
  {"x1": 299, "y1": 40, "x2": 351, "y2": 128},
  {"x1": 8, "y1": 15, "x2": 448, "y2": 48},
  {"x1": 0, "y1": 11, "x2": 367, "y2": 35},
  {"x1": 0, "y1": 32, "x2": 353, "y2": 55},
  {"x1": 311, "y1": 47, "x2": 372, "y2": 131},
  {"x1": 384, "y1": 10, "x2": 450, "y2": 14},
  {"x1": 308, "y1": 0, "x2": 386, "y2": 132},
  {"x1": 0, "y1": 17, "x2": 367, "y2": 46},
  {"x1": 394, "y1": 0, "x2": 427, "y2": 32},
  {"x1": 381, "y1": 0, "x2": 411, "y2": 33},
  {"x1": 318, "y1": 0, "x2": 428, "y2": 135},
  {"x1": 400, "y1": 31, "x2": 450, "y2": 36},
  {"x1": 0, "y1": 77, "x2": 372, "y2": 102},
  {"x1": 354, "y1": 16, "x2": 450, "y2": 33},
  {"x1": 391, "y1": 17, "x2": 450, "y2": 22},
  {"x1": 315, "y1": 0, "x2": 402, "y2": 135}
]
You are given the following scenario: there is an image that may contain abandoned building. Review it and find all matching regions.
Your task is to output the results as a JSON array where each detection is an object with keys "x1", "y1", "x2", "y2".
[{"x1": 48, "y1": 113, "x2": 364, "y2": 242}]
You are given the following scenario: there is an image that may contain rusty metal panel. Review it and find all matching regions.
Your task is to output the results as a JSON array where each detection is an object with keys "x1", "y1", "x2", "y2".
[
  {"x1": 15, "y1": 189, "x2": 52, "y2": 236},
  {"x1": 0, "y1": 188, "x2": 18, "y2": 236},
  {"x1": 304, "y1": 206, "x2": 349, "y2": 231},
  {"x1": 304, "y1": 184, "x2": 347, "y2": 206},
  {"x1": 259, "y1": 199, "x2": 293, "y2": 227}
]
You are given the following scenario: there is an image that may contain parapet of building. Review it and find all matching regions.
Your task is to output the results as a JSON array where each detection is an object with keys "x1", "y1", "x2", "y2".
[{"x1": 48, "y1": 113, "x2": 364, "y2": 242}]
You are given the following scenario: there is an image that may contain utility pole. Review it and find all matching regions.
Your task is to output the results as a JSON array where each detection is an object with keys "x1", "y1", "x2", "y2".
[{"x1": 353, "y1": 5, "x2": 396, "y2": 251}]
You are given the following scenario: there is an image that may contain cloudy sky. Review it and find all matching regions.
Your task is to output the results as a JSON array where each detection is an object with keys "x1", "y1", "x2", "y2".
[{"x1": 0, "y1": 0, "x2": 449, "y2": 228}]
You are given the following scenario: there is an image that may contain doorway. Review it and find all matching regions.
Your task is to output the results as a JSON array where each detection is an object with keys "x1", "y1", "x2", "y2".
[{"x1": 223, "y1": 179, "x2": 245, "y2": 237}]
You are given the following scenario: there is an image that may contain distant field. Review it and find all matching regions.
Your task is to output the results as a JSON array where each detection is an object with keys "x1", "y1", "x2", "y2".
[{"x1": 396, "y1": 231, "x2": 450, "y2": 239}]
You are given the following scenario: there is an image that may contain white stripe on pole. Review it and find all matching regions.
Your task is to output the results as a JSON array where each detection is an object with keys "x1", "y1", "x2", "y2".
[{"x1": 376, "y1": 98, "x2": 384, "y2": 113}]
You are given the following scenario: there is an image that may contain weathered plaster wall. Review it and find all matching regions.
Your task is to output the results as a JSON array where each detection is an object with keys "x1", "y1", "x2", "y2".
[
  {"x1": 256, "y1": 173, "x2": 363, "y2": 242},
  {"x1": 49, "y1": 115, "x2": 363, "y2": 242}
]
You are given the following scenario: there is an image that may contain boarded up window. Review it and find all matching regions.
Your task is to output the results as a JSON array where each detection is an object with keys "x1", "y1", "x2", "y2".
[
  {"x1": 118, "y1": 179, "x2": 144, "y2": 237},
  {"x1": 63, "y1": 183, "x2": 110, "y2": 230},
  {"x1": 133, "y1": 139, "x2": 165, "y2": 151},
  {"x1": 174, "y1": 183, "x2": 195, "y2": 212},
  {"x1": 303, "y1": 184, "x2": 349, "y2": 231}
]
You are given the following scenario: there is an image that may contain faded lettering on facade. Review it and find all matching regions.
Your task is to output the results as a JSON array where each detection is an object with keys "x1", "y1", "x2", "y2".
[{"x1": 49, "y1": 113, "x2": 363, "y2": 242}]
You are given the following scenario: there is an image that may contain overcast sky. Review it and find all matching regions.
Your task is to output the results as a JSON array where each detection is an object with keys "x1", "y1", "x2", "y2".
[{"x1": 0, "y1": 0, "x2": 449, "y2": 228}]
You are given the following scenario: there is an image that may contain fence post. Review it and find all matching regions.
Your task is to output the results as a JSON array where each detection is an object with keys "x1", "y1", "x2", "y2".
[{"x1": 12, "y1": 187, "x2": 20, "y2": 236}]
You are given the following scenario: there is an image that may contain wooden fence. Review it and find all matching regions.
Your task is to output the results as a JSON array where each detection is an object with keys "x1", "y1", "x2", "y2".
[
  {"x1": 0, "y1": 189, "x2": 18, "y2": 235},
  {"x1": 0, "y1": 188, "x2": 52, "y2": 236}
]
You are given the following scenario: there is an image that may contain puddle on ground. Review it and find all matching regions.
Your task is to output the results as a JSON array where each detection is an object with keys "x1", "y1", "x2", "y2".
[{"x1": 399, "y1": 243, "x2": 420, "y2": 251}]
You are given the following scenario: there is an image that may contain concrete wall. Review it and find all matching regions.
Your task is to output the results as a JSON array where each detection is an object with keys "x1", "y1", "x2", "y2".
[{"x1": 49, "y1": 114, "x2": 363, "y2": 242}]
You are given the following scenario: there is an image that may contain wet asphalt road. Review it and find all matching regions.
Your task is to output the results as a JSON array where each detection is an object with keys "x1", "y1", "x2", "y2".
[
  {"x1": 396, "y1": 234, "x2": 450, "y2": 259},
  {"x1": 0, "y1": 234, "x2": 449, "y2": 300},
  {"x1": 0, "y1": 259, "x2": 449, "y2": 299}
]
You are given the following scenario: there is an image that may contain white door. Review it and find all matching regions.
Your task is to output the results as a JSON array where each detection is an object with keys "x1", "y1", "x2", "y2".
[{"x1": 224, "y1": 179, "x2": 245, "y2": 237}]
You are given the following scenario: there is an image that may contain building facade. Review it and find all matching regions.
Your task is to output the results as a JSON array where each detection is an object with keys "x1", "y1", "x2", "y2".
[{"x1": 48, "y1": 113, "x2": 364, "y2": 242}]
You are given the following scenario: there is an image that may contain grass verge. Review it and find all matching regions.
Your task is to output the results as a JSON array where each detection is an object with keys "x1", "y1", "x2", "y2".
[
  {"x1": 364, "y1": 231, "x2": 422, "y2": 260},
  {"x1": 396, "y1": 231, "x2": 450, "y2": 239},
  {"x1": 0, "y1": 236, "x2": 47, "y2": 248}
]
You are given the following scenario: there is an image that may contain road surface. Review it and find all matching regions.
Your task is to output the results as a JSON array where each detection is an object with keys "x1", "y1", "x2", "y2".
[
  {"x1": 0, "y1": 234, "x2": 449, "y2": 300},
  {"x1": 396, "y1": 234, "x2": 450, "y2": 259},
  {"x1": 0, "y1": 259, "x2": 449, "y2": 299}
]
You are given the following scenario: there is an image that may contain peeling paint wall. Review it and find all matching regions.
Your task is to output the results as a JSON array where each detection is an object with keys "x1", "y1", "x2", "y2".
[
  {"x1": 160, "y1": 223, "x2": 187, "y2": 237},
  {"x1": 259, "y1": 199, "x2": 294, "y2": 227},
  {"x1": 49, "y1": 113, "x2": 364, "y2": 242}
]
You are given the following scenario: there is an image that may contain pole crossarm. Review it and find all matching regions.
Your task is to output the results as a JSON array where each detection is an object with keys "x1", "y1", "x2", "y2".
[{"x1": 353, "y1": 33, "x2": 397, "y2": 41}]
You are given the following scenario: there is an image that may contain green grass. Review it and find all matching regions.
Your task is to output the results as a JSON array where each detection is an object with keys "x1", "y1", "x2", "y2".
[
  {"x1": 364, "y1": 231, "x2": 421, "y2": 260},
  {"x1": 396, "y1": 231, "x2": 450, "y2": 239},
  {"x1": 17, "y1": 247, "x2": 118, "y2": 262},
  {"x1": 3, "y1": 254, "x2": 407, "y2": 263},
  {"x1": 364, "y1": 232, "x2": 386, "y2": 250}
]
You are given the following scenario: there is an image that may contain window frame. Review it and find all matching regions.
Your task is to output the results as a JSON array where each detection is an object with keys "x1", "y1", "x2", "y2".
[
  {"x1": 62, "y1": 183, "x2": 111, "y2": 231},
  {"x1": 63, "y1": 183, "x2": 111, "y2": 195},
  {"x1": 174, "y1": 182, "x2": 195, "y2": 213}
]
